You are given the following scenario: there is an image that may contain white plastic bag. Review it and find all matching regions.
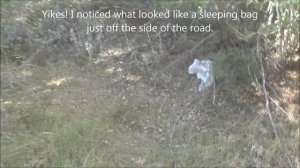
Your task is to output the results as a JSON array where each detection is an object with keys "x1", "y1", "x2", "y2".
[{"x1": 188, "y1": 59, "x2": 214, "y2": 92}]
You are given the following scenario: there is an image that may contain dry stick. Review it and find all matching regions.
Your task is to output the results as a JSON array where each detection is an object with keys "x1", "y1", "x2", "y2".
[
  {"x1": 269, "y1": 96, "x2": 294, "y2": 121},
  {"x1": 265, "y1": 81, "x2": 281, "y2": 100},
  {"x1": 256, "y1": 42, "x2": 294, "y2": 165},
  {"x1": 264, "y1": 81, "x2": 293, "y2": 119},
  {"x1": 257, "y1": 36, "x2": 279, "y2": 139}
]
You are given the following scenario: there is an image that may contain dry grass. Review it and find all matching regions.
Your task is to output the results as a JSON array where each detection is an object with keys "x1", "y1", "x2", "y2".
[
  {"x1": 1, "y1": 59, "x2": 299, "y2": 167},
  {"x1": 1, "y1": 0, "x2": 299, "y2": 167}
]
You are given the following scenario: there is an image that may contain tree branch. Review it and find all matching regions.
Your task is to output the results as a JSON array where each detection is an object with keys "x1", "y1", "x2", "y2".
[{"x1": 257, "y1": 36, "x2": 279, "y2": 139}]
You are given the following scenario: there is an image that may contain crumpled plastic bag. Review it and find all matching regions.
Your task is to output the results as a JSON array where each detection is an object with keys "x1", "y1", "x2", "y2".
[{"x1": 188, "y1": 59, "x2": 214, "y2": 92}]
